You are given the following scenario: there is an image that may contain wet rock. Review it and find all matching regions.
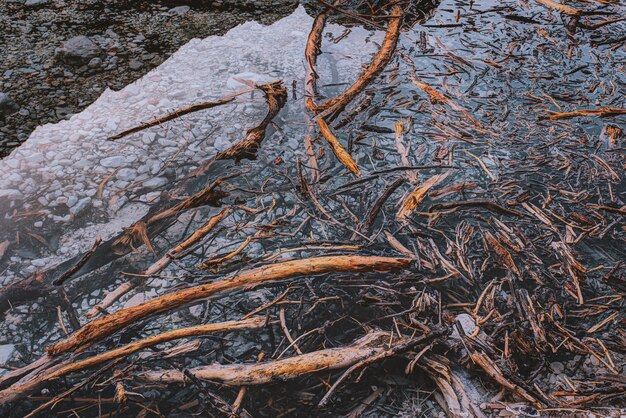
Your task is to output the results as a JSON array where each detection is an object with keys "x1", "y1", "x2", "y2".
[
  {"x1": 101, "y1": 155, "x2": 126, "y2": 168},
  {"x1": 71, "y1": 197, "x2": 91, "y2": 216},
  {"x1": 0, "y1": 189, "x2": 23, "y2": 200},
  {"x1": 452, "y1": 313, "x2": 477, "y2": 338},
  {"x1": 169, "y1": 5, "x2": 191, "y2": 15},
  {"x1": 143, "y1": 177, "x2": 168, "y2": 189},
  {"x1": 117, "y1": 168, "x2": 137, "y2": 182},
  {"x1": 0, "y1": 92, "x2": 19, "y2": 117},
  {"x1": 24, "y1": 0, "x2": 49, "y2": 7},
  {"x1": 0, "y1": 344, "x2": 16, "y2": 364},
  {"x1": 56, "y1": 36, "x2": 102, "y2": 66},
  {"x1": 88, "y1": 57, "x2": 103, "y2": 69},
  {"x1": 550, "y1": 362, "x2": 564, "y2": 374},
  {"x1": 129, "y1": 60, "x2": 144, "y2": 71}
]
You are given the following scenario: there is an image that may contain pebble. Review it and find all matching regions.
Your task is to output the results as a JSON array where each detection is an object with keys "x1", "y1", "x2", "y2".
[
  {"x1": 116, "y1": 168, "x2": 137, "y2": 182},
  {"x1": 143, "y1": 177, "x2": 168, "y2": 189},
  {"x1": 169, "y1": 6, "x2": 191, "y2": 15},
  {"x1": 0, "y1": 344, "x2": 16, "y2": 364},
  {"x1": 24, "y1": 0, "x2": 50, "y2": 7},
  {"x1": 129, "y1": 60, "x2": 143, "y2": 71},
  {"x1": 0, "y1": 92, "x2": 20, "y2": 117},
  {"x1": 101, "y1": 155, "x2": 126, "y2": 168},
  {"x1": 550, "y1": 361, "x2": 564, "y2": 374},
  {"x1": 0, "y1": 189, "x2": 23, "y2": 200},
  {"x1": 71, "y1": 197, "x2": 91, "y2": 216},
  {"x1": 88, "y1": 57, "x2": 102, "y2": 69}
]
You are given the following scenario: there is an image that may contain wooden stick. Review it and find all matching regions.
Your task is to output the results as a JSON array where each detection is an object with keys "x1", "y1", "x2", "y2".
[
  {"x1": 314, "y1": 6, "x2": 403, "y2": 121},
  {"x1": 86, "y1": 208, "x2": 232, "y2": 318},
  {"x1": 535, "y1": 0, "x2": 582, "y2": 17},
  {"x1": 317, "y1": 118, "x2": 361, "y2": 176},
  {"x1": 45, "y1": 317, "x2": 267, "y2": 381},
  {"x1": 544, "y1": 107, "x2": 626, "y2": 120},
  {"x1": 140, "y1": 331, "x2": 389, "y2": 385},
  {"x1": 110, "y1": 97, "x2": 235, "y2": 140},
  {"x1": 46, "y1": 255, "x2": 411, "y2": 356}
]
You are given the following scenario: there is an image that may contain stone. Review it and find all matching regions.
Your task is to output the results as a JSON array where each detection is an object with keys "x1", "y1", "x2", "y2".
[
  {"x1": 169, "y1": 5, "x2": 191, "y2": 15},
  {"x1": 451, "y1": 314, "x2": 477, "y2": 339},
  {"x1": 116, "y1": 168, "x2": 137, "y2": 182},
  {"x1": 143, "y1": 177, "x2": 168, "y2": 189},
  {"x1": 0, "y1": 92, "x2": 19, "y2": 117},
  {"x1": 88, "y1": 57, "x2": 102, "y2": 69},
  {"x1": 56, "y1": 36, "x2": 102, "y2": 66},
  {"x1": 24, "y1": 0, "x2": 49, "y2": 7},
  {"x1": 100, "y1": 155, "x2": 126, "y2": 168},
  {"x1": 71, "y1": 197, "x2": 91, "y2": 216},
  {"x1": 550, "y1": 362, "x2": 564, "y2": 374},
  {"x1": 0, "y1": 344, "x2": 16, "y2": 364},
  {"x1": 129, "y1": 60, "x2": 143, "y2": 71},
  {"x1": 0, "y1": 189, "x2": 23, "y2": 200},
  {"x1": 123, "y1": 293, "x2": 145, "y2": 309}
]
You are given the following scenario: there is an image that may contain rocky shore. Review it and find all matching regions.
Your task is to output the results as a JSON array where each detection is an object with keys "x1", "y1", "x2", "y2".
[{"x1": 0, "y1": 0, "x2": 298, "y2": 157}]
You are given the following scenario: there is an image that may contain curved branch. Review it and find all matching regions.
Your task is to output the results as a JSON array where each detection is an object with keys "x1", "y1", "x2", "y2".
[{"x1": 46, "y1": 255, "x2": 411, "y2": 356}]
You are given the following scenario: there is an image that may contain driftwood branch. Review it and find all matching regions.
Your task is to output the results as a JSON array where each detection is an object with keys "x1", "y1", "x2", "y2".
[{"x1": 47, "y1": 255, "x2": 411, "y2": 356}]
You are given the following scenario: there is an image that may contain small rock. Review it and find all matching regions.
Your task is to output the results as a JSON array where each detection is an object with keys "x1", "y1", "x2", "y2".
[
  {"x1": 0, "y1": 189, "x2": 23, "y2": 200},
  {"x1": 451, "y1": 313, "x2": 477, "y2": 339},
  {"x1": 0, "y1": 92, "x2": 19, "y2": 117},
  {"x1": 169, "y1": 5, "x2": 191, "y2": 15},
  {"x1": 129, "y1": 60, "x2": 143, "y2": 71},
  {"x1": 71, "y1": 197, "x2": 91, "y2": 216},
  {"x1": 24, "y1": 0, "x2": 49, "y2": 7},
  {"x1": 0, "y1": 344, "x2": 16, "y2": 364},
  {"x1": 56, "y1": 36, "x2": 102, "y2": 66},
  {"x1": 143, "y1": 177, "x2": 168, "y2": 189},
  {"x1": 116, "y1": 168, "x2": 137, "y2": 182},
  {"x1": 101, "y1": 155, "x2": 126, "y2": 168},
  {"x1": 88, "y1": 57, "x2": 102, "y2": 69},
  {"x1": 550, "y1": 362, "x2": 564, "y2": 374},
  {"x1": 123, "y1": 293, "x2": 145, "y2": 309}
]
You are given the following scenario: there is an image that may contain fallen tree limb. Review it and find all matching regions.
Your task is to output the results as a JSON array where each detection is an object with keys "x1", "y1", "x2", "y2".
[
  {"x1": 110, "y1": 97, "x2": 235, "y2": 140},
  {"x1": 469, "y1": 350, "x2": 540, "y2": 407},
  {"x1": 397, "y1": 171, "x2": 450, "y2": 220},
  {"x1": 214, "y1": 81, "x2": 287, "y2": 162},
  {"x1": 418, "y1": 354, "x2": 487, "y2": 418},
  {"x1": 317, "y1": 118, "x2": 361, "y2": 176},
  {"x1": 429, "y1": 199, "x2": 526, "y2": 218},
  {"x1": 139, "y1": 330, "x2": 390, "y2": 385},
  {"x1": 318, "y1": 329, "x2": 442, "y2": 407},
  {"x1": 313, "y1": 6, "x2": 403, "y2": 121},
  {"x1": 52, "y1": 238, "x2": 102, "y2": 286},
  {"x1": 46, "y1": 255, "x2": 411, "y2": 356},
  {"x1": 46, "y1": 317, "x2": 267, "y2": 381},
  {"x1": 543, "y1": 107, "x2": 626, "y2": 120},
  {"x1": 535, "y1": 0, "x2": 582, "y2": 17},
  {"x1": 86, "y1": 207, "x2": 232, "y2": 318},
  {"x1": 0, "y1": 317, "x2": 268, "y2": 405}
]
